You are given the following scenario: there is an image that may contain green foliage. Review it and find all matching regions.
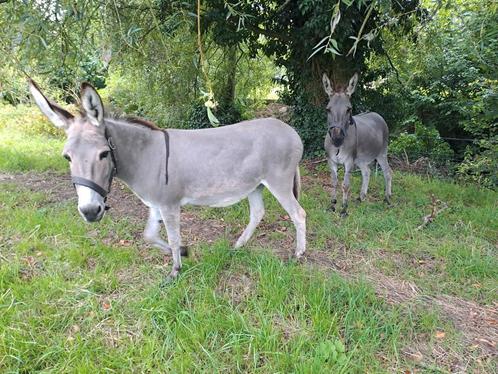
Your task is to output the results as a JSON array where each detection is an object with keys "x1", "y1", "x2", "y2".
[
  {"x1": 456, "y1": 140, "x2": 498, "y2": 189},
  {"x1": 203, "y1": 0, "x2": 419, "y2": 90},
  {"x1": 284, "y1": 90, "x2": 327, "y2": 158},
  {"x1": 301, "y1": 339, "x2": 347, "y2": 372},
  {"x1": 389, "y1": 119, "x2": 454, "y2": 165},
  {"x1": 365, "y1": 0, "x2": 497, "y2": 185},
  {"x1": 186, "y1": 101, "x2": 242, "y2": 129}
]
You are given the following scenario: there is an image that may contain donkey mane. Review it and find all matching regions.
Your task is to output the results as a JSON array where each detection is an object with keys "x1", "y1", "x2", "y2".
[
  {"x1": 123, "y1": 116, "x2": 161, "y2": 131},
  {"x1": 103, "y1": 114, "x2": 162, "y2": 131}
]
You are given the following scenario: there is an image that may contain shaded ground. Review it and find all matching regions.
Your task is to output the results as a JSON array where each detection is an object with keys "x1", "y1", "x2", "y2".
[{"x1": 1, "y1": 169, "x2": 496, "y2": 371}]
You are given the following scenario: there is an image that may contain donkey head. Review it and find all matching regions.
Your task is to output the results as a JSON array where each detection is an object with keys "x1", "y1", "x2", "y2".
[
  {"x1": 29, "y1": 80, "x2": 114, "y2": 222},
  {"x1": 322, "y1": 73, "x2": 358, "y2": 147}
]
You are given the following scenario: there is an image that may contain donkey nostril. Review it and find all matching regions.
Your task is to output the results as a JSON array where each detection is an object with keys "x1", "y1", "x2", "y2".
[{"x1": 79, "y1": 204, "x2": 102, "y2": 221}]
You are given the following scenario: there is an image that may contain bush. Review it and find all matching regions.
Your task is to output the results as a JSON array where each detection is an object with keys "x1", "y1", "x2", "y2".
[
  {"x1": 456, "y1": 139, "x2": 498, "y2": 189},
  {"x1": 389, "y1": 119, "x2": 454, "y2": 166},
  {"x1": 283, "y1": 89, "x2": 327, "y2": 158},
  {"x1": 185, "y1": 101, "x2": 242, "y2": 129}
]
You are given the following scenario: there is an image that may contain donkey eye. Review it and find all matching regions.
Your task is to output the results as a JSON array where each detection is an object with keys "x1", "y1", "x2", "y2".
[
  {"x1": 63, "y1": 154, "x2": 71, "y2": 162},
  {"x1": 99, "y1": 151, "x2": 110, "y2": 160}
]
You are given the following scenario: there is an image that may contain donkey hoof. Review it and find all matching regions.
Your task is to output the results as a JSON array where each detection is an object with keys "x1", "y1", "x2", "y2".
[
  {"x1": 340, "y1": 210, "x2": 348, "y2": 218},
  {"x1": 328, "y1": 199, "x2": 337, "y2": 212},
  {"x1": 160, "y1": 276, "x2": 175, "y2": 287},
  {"x1": 384, "y1": 197, "x2": 392, "y2": 206},
  {"x1": 294, "y1": 250, "x2": 305, "y2": 259},
  {"x1": 160, "y1": 275, "x2": 178, "y2": 287},
  {"x1": 160, "y1": 269, "x2": 180, "y2": 287},
  {"x1": 180, "y1": 246, "x2": 189, "y2": 257}
]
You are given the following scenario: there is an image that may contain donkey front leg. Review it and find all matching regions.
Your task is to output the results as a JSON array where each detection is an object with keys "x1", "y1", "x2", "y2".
[
  {"x1": 144, "y1": 208, "x2": 187, "y2": 257},
  {"x1": 341, "y1": 160, "x2": 354, "y2": 217},
  {"x1": 159, "y1": 205, "x2": 183, "y2": 281},
  {"x1": 328, "y1": 158, "x2": 339, "y2": 211}
]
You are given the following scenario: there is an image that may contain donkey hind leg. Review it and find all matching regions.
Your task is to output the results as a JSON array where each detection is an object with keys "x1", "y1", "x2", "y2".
[
  {"x1": 264, "y1": 180, "x2": 306, "y2": 258},
  {"x1": 340, "y1": 160, "x2": 354, "y2": 217},
  {"x1": 159, "y1": 205, "x2": 183, "y2": 281},
  {"x1": 144, "y1": 208, "x2": 187, "y2": 257},
  {"x1": 235, "y1": 185, "x2": 265, "y2": 249},
  {"x1": 357, "y1": 163, "x2": 371, "y2": 202},
  {"x1": 327, "y1": 158, "x2": 339, "y2": 211},
  {"x1": 377, "y1": 154, "x2": 392, "y2": 204}
]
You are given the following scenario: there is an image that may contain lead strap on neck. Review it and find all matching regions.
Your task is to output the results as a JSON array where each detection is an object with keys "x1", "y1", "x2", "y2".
[{"x1": 162, "y1": 130, "x2": 170, "y2": 185}]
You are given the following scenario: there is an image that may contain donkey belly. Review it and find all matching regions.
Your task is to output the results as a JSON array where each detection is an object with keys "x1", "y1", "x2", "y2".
[{"x1": 180, "y1": 182, "x2": 260, "y2": 208}]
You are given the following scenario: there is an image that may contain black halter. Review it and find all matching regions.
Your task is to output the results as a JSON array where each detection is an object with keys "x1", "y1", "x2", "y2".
[
  {"x1": 332, "y1": 113, "x2": 357, "y2": 158},
  {"x1": 71, "y1": 128, "x2": 117, "y2": 210}
]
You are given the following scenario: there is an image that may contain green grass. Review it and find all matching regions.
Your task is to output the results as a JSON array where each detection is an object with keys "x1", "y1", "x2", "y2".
[
  {"x1": 0, "y1": 103, "x2": 66, "y2": 172},
  {"x1": 0, "y1": 185, "x2": 419, "y2": 372},
  {"x1": 0, "y1": 127, "x2": 66, "y2": 172},
  {"x1": 0, "y1": 106, "x2": 497, "y2": 372}
]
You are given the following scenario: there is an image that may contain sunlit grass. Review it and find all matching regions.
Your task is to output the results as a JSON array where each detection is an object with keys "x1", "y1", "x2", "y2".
[{"x1": 0, "y1": 127, "x2": 66, "y2": 172}]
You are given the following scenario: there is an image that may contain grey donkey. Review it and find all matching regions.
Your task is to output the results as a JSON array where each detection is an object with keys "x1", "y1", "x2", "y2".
[
  {"x1": 322, "y1": 73, "x2": 392, "y2": 216},
  {"x1": 29, "y1": 80, "x2": 306, "y2": 281}
]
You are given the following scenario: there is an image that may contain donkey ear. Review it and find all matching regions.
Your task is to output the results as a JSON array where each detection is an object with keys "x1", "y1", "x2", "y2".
[
  {"x1": 80, "y1": 82, "x2": 104, "y2": 127},
  {"x1": 28, "y1": 80, "x2": 74, "y2": 129},
  {"x1": 345, "y1": 73, "x2": 359, "y2": 97},
  {"x1": 322, "y1": 73, "x2": 334, "y2": 96}
]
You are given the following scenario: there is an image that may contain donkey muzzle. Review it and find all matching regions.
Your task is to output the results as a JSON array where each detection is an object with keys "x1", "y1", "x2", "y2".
[
  {"x1": 79, "y1": 203, "x2": 105, "y2": 222},
  {"x1": 329, "y1": 126, "x2": 345, "y2": 147}
]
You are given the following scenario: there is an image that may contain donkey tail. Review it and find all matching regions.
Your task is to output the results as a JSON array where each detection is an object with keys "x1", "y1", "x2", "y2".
[{"x1": 293, "y1": 166, "x2": 301, "y2": 201}]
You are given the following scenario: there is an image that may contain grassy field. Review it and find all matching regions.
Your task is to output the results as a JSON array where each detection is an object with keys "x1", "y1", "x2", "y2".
[{"x1": 0, "y1": 109, "x2": 497, "y2": 372}]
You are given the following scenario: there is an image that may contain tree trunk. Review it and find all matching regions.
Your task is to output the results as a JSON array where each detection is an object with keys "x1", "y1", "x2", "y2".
[{"x1": 217, "y1": 45, "x2": 238, "y2": 108}]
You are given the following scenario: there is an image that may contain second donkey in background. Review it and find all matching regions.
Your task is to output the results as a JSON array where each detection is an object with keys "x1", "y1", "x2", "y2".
[{"x1": 322, "y1": 72, "x2": 392, "y2": 216}]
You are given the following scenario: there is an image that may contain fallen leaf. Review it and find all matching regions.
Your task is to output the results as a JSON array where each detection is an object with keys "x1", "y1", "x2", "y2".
[
  {"x1": 405, "y1": 351, "x2": 423, "y2": 362},
  {"x1": 102, "y1": 301, "x2": 111, "y2": 311},
  {"x1": 435, "y1": 331, "x2": 445, "y2": 339},
  {"x1": 23, "y1": 256, "x2": 36, "y2": 266},
  {"x1": 118, "y1": 239, "x2": 132, "y2": 246}
]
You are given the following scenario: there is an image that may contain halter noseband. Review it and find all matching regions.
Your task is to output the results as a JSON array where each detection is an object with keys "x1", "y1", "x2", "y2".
[
  {"x1": 329, "y1": 113, "x2": 357, "y2": 158},
  {"x1": 71, "y1": 128, "x2": 117, "y2": 210}
]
